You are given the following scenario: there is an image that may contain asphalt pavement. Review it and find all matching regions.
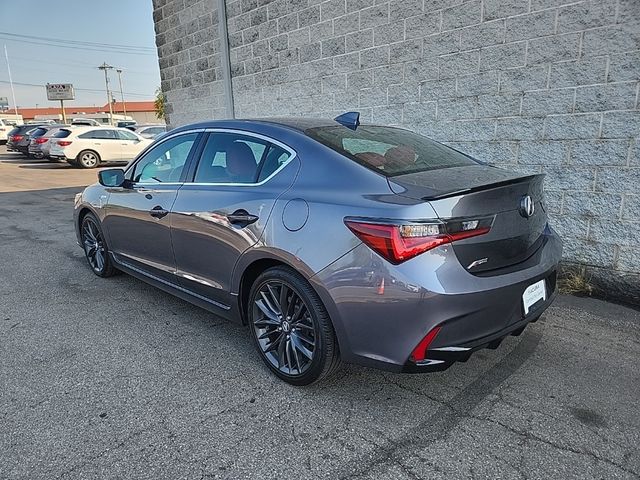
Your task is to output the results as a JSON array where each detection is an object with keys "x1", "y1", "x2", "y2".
[{"x1": 1, "y1": 145, "x2": 639, "y2": 479}]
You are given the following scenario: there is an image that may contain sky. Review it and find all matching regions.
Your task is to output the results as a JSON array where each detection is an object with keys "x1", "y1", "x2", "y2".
[{"x1": 0, "y1": 0, "x2": 161, "y2": 109}]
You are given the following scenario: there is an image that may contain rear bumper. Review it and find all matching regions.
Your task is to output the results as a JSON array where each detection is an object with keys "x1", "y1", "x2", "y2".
[
  {"x1": 402, "y1": 281, "x2": 555, "y2": 373},
  {"x1": 314, "y1": 227, "x2": 562, "y2": 373}
]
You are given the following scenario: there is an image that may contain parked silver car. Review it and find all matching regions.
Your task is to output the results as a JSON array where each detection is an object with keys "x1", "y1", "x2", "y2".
[{"x1": 73, "y1": 113, "x2": 562, "y2": 385}]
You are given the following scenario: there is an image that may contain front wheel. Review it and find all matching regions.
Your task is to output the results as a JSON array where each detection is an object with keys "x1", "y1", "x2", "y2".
[
  {"x1": 77, "y1": 150, "x2": 100, "y2": 168},
  {"x1": 248, "y1": 267, "x2": 340, "y2": 385},
  {"x1": 80, "y1": 213, "x2": 116, "y2": 277}
]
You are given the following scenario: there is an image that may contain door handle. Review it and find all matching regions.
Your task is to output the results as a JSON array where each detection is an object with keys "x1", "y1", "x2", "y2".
[
  {"x1": 149, "y1": 205, "x2": 169, "y2": 219},
  {"x1": 227, "y1": 209, "x2": 259, "y2": 226}
]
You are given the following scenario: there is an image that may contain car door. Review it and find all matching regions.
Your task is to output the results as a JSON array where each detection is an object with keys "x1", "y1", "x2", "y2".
[
  {"x1": 117, "y1": 129, "x2": 148, "y2": 161},
  {"x1": 77, "y1": 129, "x2": 121, "y2": 161},
  {"x1": 102, "y1": 131, "x2": 201, "y2": 283},
  {"x1": 170, "y1": 130, "x2": 298, "y2": 309}
]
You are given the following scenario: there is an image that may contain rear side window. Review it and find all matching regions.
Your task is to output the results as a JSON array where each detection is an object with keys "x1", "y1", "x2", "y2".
[
  {"x1": 194, "y1": 132, "x2": 269, "y2": 184},
  {"x1": 306, "y1": 125, "x2": 478, "y2": 177},
  {"x1": 53, "y1": 129, "x2": 72, "y2": 139},
  {"x1": 78, "y1": 129, "x2": 118, "y2": 139}
]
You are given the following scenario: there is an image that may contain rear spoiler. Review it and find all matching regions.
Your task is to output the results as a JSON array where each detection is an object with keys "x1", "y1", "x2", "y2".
[{"x1": 421, "y1": 174, "x2": 544, "y2": 201}]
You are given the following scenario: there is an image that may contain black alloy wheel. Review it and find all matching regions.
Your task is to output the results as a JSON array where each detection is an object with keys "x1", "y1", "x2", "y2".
[
  {"x1": 81, "y1": 214, "x2": 116, "y2": 277},
  {"x1": 249, "y1": 267, "x2": 340, "y2": 385}
]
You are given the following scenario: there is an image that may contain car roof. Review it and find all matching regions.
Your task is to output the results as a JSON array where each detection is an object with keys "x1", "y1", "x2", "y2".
[{"x1": 169, "y1": 117, "x2": 339, "y2": 136}]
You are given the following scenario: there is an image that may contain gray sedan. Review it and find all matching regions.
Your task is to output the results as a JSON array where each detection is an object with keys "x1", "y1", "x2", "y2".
[{"x1": 73, "y1": 113, "x2": 562, "y2": 385}]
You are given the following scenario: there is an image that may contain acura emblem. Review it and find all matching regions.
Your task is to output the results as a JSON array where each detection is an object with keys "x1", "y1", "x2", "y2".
[{"x1": 519, "y1": 195, "x2": 535, "y2": 218}]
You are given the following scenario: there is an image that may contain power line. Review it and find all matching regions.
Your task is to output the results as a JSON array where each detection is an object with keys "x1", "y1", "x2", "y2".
[
  {"x1": 0, "y1": 35, "x2": 157, "y2": 56},
  {"x1": 0, "y1": 32, "x2": 156, "y2": 52},
  {"x1": 0, "y1": 80, "x2": 153, "y2": 98},
  {"x1": 9, "y1": 57, "x2": 159, "y2": 76}
]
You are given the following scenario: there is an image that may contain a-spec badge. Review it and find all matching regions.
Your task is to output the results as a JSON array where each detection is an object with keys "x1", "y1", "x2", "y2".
[{"x1": 467, "y1": 257, "x2": 488, "y2": 269}]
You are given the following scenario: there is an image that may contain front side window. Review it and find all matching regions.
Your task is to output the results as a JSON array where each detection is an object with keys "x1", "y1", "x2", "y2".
[
  {"x1": 131, "y1": 133, "x2": 197, "y2": 183},
  {"x1": 306, "y1": 125, "x2": 478, "y2": 177},
  {"x1": 117, "y1": 130, "x2": 139, "y2": 141},
  {"x1": 194, "y1": 132, "x2": 270, "y2": 184}
]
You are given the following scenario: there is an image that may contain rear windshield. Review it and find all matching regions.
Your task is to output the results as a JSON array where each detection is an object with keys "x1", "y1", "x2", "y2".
[
  {"x1": 31, "y1": 128, "x2": 47, "y2": 137},
  {"x1": 53, "y1": 129, "x2": 72, "y2": 138},
  {"x1": 306, "y1": 125, "x2": 478, "y2": 177}
]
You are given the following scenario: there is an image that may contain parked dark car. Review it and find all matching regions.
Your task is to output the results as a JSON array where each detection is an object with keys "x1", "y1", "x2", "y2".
[
  {"x1": 6, "y1": 124, "x2": 49, "y2": 155},
  {"x1": 27, "y1": 125, "x2": 68, "y2": 159},
  {"x1": 73, "y1": 113, "x2": 562, "y2": 385}
]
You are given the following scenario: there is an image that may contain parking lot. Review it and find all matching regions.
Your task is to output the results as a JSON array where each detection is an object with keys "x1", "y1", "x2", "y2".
[{"x1": 0, "y1": 144, "x2": 639, "y2": 479}]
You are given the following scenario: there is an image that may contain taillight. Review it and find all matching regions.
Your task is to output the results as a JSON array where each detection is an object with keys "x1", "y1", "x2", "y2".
[
  {"x1": 344, "y1": 217, "x2": 492, "y2": 264},
  {"x1": 57, "y1": 140, "x2": 72, "y2": 146},
  {"x1": 35, "y1": 137, "x2": 48, "y2": 144},
  {"x1": 12, "y1": 134, "x2": 24, "y2": 142}
]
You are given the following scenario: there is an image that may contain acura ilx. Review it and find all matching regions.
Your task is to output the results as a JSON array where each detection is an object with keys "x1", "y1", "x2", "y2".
[{"x1": 74, "y1": 112, "x2": 562, "y2": 385}]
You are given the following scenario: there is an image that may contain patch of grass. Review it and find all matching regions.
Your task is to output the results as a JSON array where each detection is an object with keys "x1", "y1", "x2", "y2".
[{"x1": 558, "y1": 266, "x2": 595, "y2": 296}]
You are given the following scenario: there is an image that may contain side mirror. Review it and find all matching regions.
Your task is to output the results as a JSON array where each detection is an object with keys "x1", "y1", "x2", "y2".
[{"x1": 98, "y1": 168, "x2": 125, "y2": 187}]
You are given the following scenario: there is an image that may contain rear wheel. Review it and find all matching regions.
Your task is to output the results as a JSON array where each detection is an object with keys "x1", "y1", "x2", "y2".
[
  {"x1": 81, "y1": 213, "x2": 116, "y2": 277},
  {"x1": 77, "y1": 150, "x2": 100, "y2": 168},
  {"x1": 248, "y1": 267, "x2": 340, "y2": 385}
]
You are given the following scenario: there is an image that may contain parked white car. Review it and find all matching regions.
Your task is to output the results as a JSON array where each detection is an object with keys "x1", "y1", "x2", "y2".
[
  {"x1": 0, "y1": 118, "x2": 14, "y2": 143},
  {"x1": 49, "y1": 126, "x2": 153, "y2": 168}
]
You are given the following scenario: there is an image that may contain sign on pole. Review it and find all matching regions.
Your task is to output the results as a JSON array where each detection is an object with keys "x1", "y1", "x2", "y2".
[{"x1": 46, "y1": 83, "x2": 75, "y2": 101}]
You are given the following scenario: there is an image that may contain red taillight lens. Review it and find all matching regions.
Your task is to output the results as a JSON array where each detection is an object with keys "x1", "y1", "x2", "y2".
[
  {"x1": 57, "y1": 140, "x2": 72, "y2": 146},
  {"x1": 409, "y1": 326, "x2": 441, "y2": 363},
  {"x1": 35, "y1": 137, "x2": 48, "y2": 144},
  {"x1": 12, "y1": 134, "x2": 24, "y2": 142},
  {"x1": 345, "y1": 218, "x2": 491, "y2": 264}
]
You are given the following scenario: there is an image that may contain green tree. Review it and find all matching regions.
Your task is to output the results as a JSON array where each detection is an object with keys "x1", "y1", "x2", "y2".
[{"x1": 154, "y1": 87, "x2": 166, "y2": 121}]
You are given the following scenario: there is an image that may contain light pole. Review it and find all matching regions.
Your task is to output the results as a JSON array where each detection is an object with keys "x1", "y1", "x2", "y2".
[
  {"x1": 116, "y1": 69, "x2": 127, "y2": 118},
  {"x1": 98, "y1": 62, "x2": 114, "y2": 125},
  {"x1": 3, "y1": 45, "x2": 19, "y2": 120}
]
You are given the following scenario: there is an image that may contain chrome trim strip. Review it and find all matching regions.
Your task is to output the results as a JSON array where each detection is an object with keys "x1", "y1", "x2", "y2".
[
  {"x1": 415, "y1": 359, "x2": 446, "y2": 366},
  {"x1": 431, "y1": 346, "x2": 472, "y2": 352},
  {"x1": 112, "y1": 256, "x2": 231, "y2": 311}
]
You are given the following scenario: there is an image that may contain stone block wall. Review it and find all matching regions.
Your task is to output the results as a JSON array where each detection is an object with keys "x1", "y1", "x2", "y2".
[
  {"x1": 152, "y1": 0, "x2": 227, "y2": 125},
  {"x1": 154, "y1": 0, "x2": 640, "y2": 297}
]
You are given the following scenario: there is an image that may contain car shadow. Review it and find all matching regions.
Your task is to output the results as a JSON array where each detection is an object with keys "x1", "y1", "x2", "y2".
[{"x1": 18, "y1": 163, "x2": 76, "y2": 170}]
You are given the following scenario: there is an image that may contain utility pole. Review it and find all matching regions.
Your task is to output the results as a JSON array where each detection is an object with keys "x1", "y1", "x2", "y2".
[
  {"x1": 4, "y1": 45, "x2": 19, "y2": 120},
  {"x1": 116, "y1": 69, "x2": 127, "y2": 117},
  {"x1": 98, "y1": 62, "x2": 114, "y2": 125}
]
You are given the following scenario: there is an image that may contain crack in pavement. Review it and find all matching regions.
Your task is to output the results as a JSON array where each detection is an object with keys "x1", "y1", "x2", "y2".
[{"x1": 336, "y1": 328, "x2": 543, "y2": 479}]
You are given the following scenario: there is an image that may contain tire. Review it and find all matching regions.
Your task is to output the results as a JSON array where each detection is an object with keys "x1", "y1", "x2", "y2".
[
  {"x1": 248, "y1": 266, "x2": 341, "y2": 385},
  {"x1": 80, "y1": 213, "x2": 116, "y2": 277},
  {"x1": 77, "y1": 150, "x2": 101, "y2": 168}
]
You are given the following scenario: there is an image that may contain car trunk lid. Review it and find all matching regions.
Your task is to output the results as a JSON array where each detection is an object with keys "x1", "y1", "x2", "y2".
[{"x1": 388, "y1": 165, "x2": 547, "y2": 273}]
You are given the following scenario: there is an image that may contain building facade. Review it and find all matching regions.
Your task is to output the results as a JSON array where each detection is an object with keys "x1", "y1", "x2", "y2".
[{"x1": 153, "y1": 0, "x2": 640, "y2": 300}]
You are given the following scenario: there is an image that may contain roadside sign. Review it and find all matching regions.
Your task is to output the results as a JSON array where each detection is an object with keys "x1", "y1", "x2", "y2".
[
  {"x1": 46, "y1": 83, "x2": 75, "y2": 101},
  {"x1": 0, "y1": 97, "x2": 8, "y2": 108}
]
